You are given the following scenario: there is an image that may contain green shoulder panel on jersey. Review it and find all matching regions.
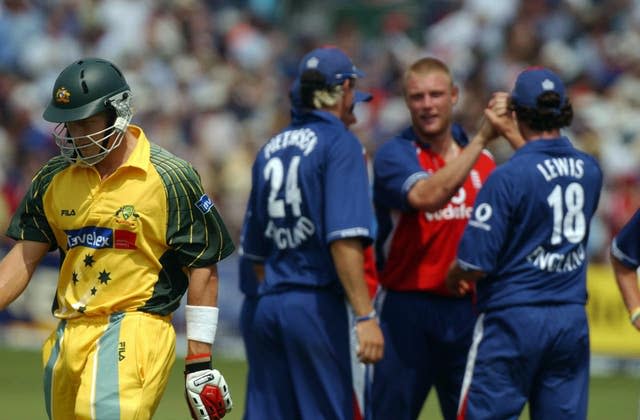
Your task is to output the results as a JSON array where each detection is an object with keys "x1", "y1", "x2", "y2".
[
  {"x1": 6, "y1": 156, "x2": 70, "y2": 248},
  {"x1": 149, "y1": 144, "x2": 235, "y2": 268}
]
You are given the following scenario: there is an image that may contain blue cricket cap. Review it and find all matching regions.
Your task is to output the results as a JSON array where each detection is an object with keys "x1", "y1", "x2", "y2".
[
  {"x1": 298, "y1": 46, "x2": 365, "y2": 86},
  {"x1": 511, "y1": 67, "x2": 566, "y2": 110},
  {"x1": 354, "y1": 90, "x2": 372, "y2": 103}
]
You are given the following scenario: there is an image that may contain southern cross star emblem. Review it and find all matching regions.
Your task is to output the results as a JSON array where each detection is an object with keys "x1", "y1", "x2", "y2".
[
  {"x1": 98, "y1": 270, "x2": 111, "y2": 285},
  {"x1": 541, "y1": 78, "x2": 555, "y2": 91},
  {"x1": 83, "y1": 254, "x2": 95, "y2": 267}
]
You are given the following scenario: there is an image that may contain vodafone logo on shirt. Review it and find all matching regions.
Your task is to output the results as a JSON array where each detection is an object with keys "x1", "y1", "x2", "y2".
[{"x1": 424, "y1": 188, "x2": 472, "y2": 221}]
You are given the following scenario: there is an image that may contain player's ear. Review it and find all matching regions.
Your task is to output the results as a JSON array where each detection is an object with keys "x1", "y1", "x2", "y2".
[
  {"x1": 340, "y1": 80, "x2": 350, "y2": 92},
  {"x1": 343, "y1": 77, "x2": 355, "y2": 91},
  {"x1": 451, "y1": 84, "x2": 459, "y2": 105}
]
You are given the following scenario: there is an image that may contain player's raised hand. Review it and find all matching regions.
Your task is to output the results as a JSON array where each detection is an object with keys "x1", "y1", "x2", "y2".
[
  {"x1": 475, "y1": 115, "x2": 499, "y2": 146},
  {"x1": 185, "y1": 355, "x2": 232, "y2": 420},
  {"x1": 354, "y1": 314, "x2": 384, "y2": 364},
  {"x1": 485, "y1": 92, "x2": 525, "y2": 149}
]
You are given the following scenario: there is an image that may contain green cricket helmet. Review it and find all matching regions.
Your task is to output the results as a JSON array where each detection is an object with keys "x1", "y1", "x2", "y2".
[{"x1": 43, "y1": 58, "x2": 133, "y2": 166}]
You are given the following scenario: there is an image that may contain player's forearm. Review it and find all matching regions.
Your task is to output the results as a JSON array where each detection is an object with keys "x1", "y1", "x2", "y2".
[
  {"x1": 0, "y1": 241, "x2": 48, "y2": 310},
  {"x1": 611, "y1": 257, "x2": 640, "y2": 314},
  {"x1": 0, "y1": 268, "x2": 29, "y2": 311},
  {"x1": 329, "y1": 238, "x2": 373, "y2": 317},
  {"x1": 187, "y1": 265, "x2": 219, "y2": 307},
  {"x1": 186, "y1": 265, "x2": 220, "y2": 356},
  {"x1": 409, "y1": 138, "x2": 486, "y2": 212}
]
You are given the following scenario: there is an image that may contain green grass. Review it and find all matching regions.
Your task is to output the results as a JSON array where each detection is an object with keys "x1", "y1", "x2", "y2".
[
  {"x1": 418, "y1": 375, "x2": 640, "y2": 419},
  {"x1": 1, "y1": 346, "x2": 638, "y2": 419}
]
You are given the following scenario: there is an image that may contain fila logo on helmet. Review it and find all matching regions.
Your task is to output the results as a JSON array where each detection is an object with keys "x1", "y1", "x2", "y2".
[{"x1": 61, "y1": 209, "x2": 76, "y2": 216}]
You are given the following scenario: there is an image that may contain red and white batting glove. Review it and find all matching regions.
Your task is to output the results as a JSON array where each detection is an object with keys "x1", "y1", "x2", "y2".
[{"x1": 184, "y1": 354, "x2": 233, "y2": 420}]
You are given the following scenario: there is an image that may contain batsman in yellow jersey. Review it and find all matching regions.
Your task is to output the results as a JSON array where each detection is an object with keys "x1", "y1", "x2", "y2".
[{"x1": 0, "y1": 58, "x2": 235, "y2": 420}]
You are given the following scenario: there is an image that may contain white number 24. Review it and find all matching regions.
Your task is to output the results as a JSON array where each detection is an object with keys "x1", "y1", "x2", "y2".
[
  {"x1": 547, "y1": 182, "x2": 586, "y2": 245},
  {"x1": 264, "y1": 156, "x2": 302, "y2": 218}
]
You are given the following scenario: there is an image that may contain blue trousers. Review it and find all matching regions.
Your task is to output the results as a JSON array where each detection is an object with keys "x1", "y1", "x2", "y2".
[
  {"x1": 240, "y1": 295, "x2": 258, "y2": 420},
  {"x1": 246, "y1": 289, "x2": 353, "y2": 419},
  {"x1": 458, "y1": 304, "x2": 589, "y2": 420},
  {"x1": 372, "y1": 290, "x2": 475, "y2": 420}
]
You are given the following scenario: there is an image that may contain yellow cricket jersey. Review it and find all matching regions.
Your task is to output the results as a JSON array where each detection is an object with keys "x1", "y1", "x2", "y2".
[{"x1": 7, "y1": 125, "x2": 234, "y2": 318}]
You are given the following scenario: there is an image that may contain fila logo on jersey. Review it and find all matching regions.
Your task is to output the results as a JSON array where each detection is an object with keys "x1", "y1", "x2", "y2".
[
  {"x1": 61, "y1": 209, "x2": 76, "y2": 216},
  {"x1": 119, "y1": 341, "x2": 126, "y2": 361}
]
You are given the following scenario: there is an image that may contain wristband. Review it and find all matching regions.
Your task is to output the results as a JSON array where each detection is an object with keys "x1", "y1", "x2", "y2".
[
  {"x1": 185, "y1": 353, "x2": 212, "y2": 374},
  {"x1": 186, "y1": 305, "x2": 218, "y2": 344},
  {"x1": 630, "y1": 307, "x2": 640, "y2": 325},
  {"x1": 355, "y1": 309, "x2": 377, "y2": 324}
]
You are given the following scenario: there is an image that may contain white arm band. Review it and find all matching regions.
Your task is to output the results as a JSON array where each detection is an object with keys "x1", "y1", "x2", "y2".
[{"x1": 185, "y1": 305, "x2": 219, "y2": 345}]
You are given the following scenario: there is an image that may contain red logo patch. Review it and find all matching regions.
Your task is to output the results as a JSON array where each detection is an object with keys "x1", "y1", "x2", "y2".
[{"x1": 114, "y1": 230, "x2": 137, "y2": 249}]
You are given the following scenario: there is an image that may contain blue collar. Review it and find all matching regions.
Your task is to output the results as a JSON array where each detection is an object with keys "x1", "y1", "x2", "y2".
[
  {"x1": 291, "y1": 109, "x2": 344, "y2": 126},
  {"x1": 514, "y1": 136, "x2": 573, "y2": 156},
  {"x1": 399, "y1": 123, "x2": 470, "y2": 149}
]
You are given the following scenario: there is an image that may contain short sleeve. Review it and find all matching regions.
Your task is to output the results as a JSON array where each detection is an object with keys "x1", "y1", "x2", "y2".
[
  {"x1": 457, "y1": 170, "x2": 514, "y2": 273},
  {"x1": 324, "y1": 132, "x2": 373, "y2": 243},
  {"x1": 611, "y1": 209, "x2": 640, "y2": 269},
  {"x1": 373, "y1": 140, "x2": 427, "y2": 211},
  {"x1": 158, "y1": 158, "x2": 235, "y2": 267},
  {"x1": 6, "y1": 161, "x2": 64, "y2": 250},
  {"x1": 239, "y1": 158, "x2": 268, "y2": 261}
]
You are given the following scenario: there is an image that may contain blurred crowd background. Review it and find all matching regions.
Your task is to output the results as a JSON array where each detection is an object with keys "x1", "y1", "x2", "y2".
[{"x1": 1, "y1": 0, "x2": 640, "y2": 265}]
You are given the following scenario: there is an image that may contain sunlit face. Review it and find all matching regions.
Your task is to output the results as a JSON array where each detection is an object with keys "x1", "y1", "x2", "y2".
[{"x1": 404, "y1": 70, "x2": 458, "y2": 140}]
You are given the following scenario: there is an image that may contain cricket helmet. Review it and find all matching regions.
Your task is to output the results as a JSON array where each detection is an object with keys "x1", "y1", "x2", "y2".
[{"x1": 43, "y1": 58, "x2": 133, "y2": 166}]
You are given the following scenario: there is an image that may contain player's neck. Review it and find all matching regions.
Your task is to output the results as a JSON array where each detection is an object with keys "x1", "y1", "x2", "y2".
[
  {"x1": 323, "y1": 98, "x2": 348, "y2": 122},
  {"x1": 420, "y1": 132, "x2": 459, "y2": 161},
  {"x1": 521, "y1": 125, "x2": 561, "y2": 141}
]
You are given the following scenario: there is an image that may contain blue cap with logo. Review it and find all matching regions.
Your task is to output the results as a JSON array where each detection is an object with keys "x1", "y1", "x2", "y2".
[
  {"x1": 511, "y1": 67, "x2": 566, "y2": 110},
  {"x1": 298, "y1": 46, "x2": 365, "y2": 86}
]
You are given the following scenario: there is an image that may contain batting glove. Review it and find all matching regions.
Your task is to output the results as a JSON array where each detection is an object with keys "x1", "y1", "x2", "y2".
[{"x1": 184, "y1": 354, "x2": 233, "y2": 420}]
